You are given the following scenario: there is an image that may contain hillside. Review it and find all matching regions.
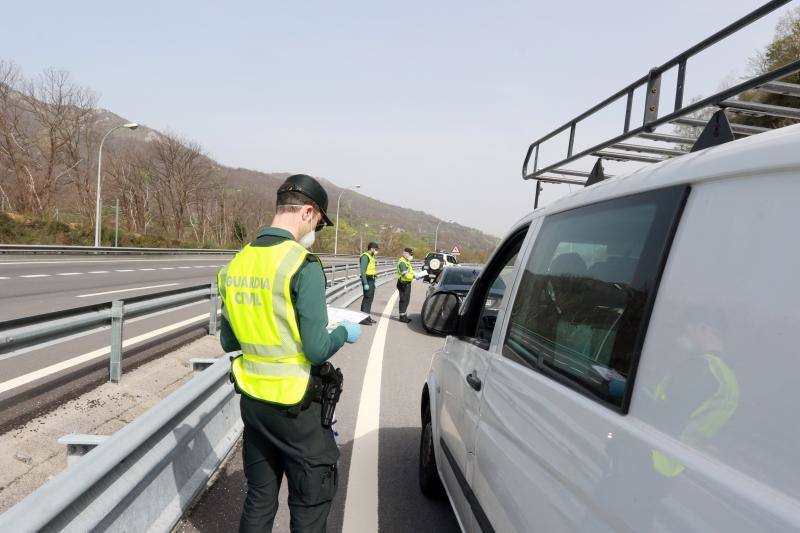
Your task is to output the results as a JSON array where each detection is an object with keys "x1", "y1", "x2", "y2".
[{"x1": 0, "y1": 62, "x2": 498, "y2": 261}]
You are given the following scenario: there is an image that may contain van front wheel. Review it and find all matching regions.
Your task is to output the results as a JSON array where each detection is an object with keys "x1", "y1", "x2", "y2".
[{"x1": 419, "y1": 410, "x2": 445, "y2": 499}]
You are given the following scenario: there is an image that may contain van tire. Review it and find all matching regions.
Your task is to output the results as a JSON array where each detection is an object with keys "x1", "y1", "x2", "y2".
[{"x1": 419, "y1": 408, "x2": 445, "y2": 499}]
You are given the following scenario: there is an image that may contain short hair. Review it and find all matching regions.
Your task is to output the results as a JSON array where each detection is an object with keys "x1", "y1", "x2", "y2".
[{"x1": 276, "y1": 190, "x2": 320, "y2": 215}]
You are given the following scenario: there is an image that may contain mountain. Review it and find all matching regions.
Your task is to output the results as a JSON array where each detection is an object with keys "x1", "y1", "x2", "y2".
[{"x1": 0, "y1": 64, "x2": 498, "y2": 261}]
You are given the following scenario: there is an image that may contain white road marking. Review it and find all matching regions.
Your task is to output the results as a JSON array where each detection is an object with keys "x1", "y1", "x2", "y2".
[
  {"x1": 115, "y1": 269, "x2": 135, "y2": 272},
  {"x1": 0, "y1": 258, "x2": 229, "y2": 266},
  {"x1": 20, "y1": 274, "x2": 50, "y2": 278},
  {"x1": 160, "y1": 267, "x2": 175, "y2": 270},
  {"x1": 58, "y1": 272, "x2": 82, "y2": 276},
  {"x1": 88, "y1": 270, "x2": 110, "y2": 274},
  {"x1": 0, "y1": 313, "x2": 211, "y2": 395},
  {"x1": 75, "y1": 283, "x2": 180, "y2": 298},
  {"x1": 177, "y1": 266, "x2": 192, "y2": 269},
  {"x1": 342, "y1": 291, "x2": 399, "y2": 532},
  {"x1": 0, "y1": 276, "x2": 9, "y2": 280},
  {"x1": 139, "y1": 268, "x2": 156, "y2": 271}
]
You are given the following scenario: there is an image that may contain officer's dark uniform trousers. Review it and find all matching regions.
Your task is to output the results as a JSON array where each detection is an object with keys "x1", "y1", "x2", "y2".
[
  {"x1": 360, "y1": 276, "x2": 376, "y2": 314},
  {"x1": 240, "y1": 396, "x2": 339, "y2": 533},
  {"x1": 397, "y1": 280, "x2": 411, "y2": 315}
]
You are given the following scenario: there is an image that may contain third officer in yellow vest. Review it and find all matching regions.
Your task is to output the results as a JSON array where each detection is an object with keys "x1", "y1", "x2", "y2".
[
  {"x1": 218, "y1": 174, "x2": 362, "y2": 533},
  {"x1": 396, "y1": 247, "x2": 416, "y2": 323}
]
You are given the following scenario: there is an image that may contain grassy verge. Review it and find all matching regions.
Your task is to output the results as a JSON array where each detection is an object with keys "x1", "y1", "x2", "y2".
[{"x1": 0, "y1": 212, "x2": 214, "y2": 249}]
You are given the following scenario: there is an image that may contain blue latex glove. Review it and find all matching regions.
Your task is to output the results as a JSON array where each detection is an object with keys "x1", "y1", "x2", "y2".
[
  {"x1": 363, "y1": 283, "x2": 370, "y2": 291},
  {"x1": 341, "y1": 321, "x2": 361, "y2": 343}
]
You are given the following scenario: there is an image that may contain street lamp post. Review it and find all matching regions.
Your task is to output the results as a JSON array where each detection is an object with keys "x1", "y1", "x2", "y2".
[
  {"x1": 434, "y1": 219, "x2": 453, "y2": 253},
  {"x1": 334, "y1": 185, "x2": 361, "y2": 255},
  {"x1": 95, "y1": 123, "x2": 139, "y2": 247}
]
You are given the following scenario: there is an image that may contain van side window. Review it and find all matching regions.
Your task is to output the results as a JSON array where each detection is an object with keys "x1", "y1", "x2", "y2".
[
  {"x1": 464, "y1": 228, "x2": 527, "y2": 347},
  {"x1": 502, "y1": 186, "x2": 688, "y2": 411}
]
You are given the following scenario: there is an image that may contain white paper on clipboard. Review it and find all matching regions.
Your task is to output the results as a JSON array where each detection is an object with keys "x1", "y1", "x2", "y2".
[{"x1": 326, "y1": 306, "x2": 370, "y2": 332}]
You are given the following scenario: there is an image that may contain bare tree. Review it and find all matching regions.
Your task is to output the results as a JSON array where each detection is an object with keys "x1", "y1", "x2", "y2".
[
  {"x1": 149, "y1": 132, "x2": 214, "y2": 240},
  {"x1": 107, "y1": 146, "x2": 155, "y2": 235},
  {"x1": 0, "y1": 60, "x2": 28, "y2": 213},
  {"x1": 21, "y1": 69, "x2": 97, "y2": 216},
  {"x1": 0, "y1": 64, "x2": 97, "y2": 217}
]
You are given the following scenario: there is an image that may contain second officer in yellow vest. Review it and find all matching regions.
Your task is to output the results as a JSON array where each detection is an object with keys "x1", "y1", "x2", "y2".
[
  {"x1": 359, "y1": 242, "x2": 379, "y2": 324},
  {"x1": 218, "y1": 174, "x2": 361, "y2": 533}
]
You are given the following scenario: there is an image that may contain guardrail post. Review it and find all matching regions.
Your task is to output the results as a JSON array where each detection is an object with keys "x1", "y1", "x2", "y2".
[
  {"x1": 190, "y1": 358, "x2": 219, "y2": 375},
  {"x1": 345, "y1": 263, "x2": 350, "y2": 279},
  {"x1": 208, "y1": 282, "x2": 219, "y2": 336},
  {"x1": 331, "y1": 264, "x2": 337, "y2": 285},
  {"x1": 109, "y1": 300, "x2": 124, "y2": 383},
  {"x1": 58, "y1": 434, "x2": 109, "y2": 466}
]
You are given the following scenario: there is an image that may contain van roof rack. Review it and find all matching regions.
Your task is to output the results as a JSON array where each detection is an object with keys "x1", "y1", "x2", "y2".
[{"x1": 523, "y1": 0, "x2": 800, "y2": 207}]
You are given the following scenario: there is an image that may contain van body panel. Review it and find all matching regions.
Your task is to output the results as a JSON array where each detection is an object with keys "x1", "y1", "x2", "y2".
[{"x1": 425, "y1": 123, "x2": 800, "y2": 531}]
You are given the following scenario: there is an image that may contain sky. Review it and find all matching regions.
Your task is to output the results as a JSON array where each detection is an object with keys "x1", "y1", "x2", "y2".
[{"x1": 2, "y1": 1, "x2": 791, "y2": 237}]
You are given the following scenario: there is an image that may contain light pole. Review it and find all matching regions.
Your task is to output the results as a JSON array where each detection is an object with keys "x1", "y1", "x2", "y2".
[
  {"x1": 334, "y1": 185, "x2": 361, "y2": 255},
  {"x1": 95, "y1": 123, "x2": 138, "y2": 247},
  {"x1": 434, "y1": 219, "x2": 453, "y2": 252}
]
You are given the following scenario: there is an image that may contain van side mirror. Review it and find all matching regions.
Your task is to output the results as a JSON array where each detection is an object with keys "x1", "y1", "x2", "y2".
[{"x1": 421, "y1": 291, "x2": 460, "y2": 335}]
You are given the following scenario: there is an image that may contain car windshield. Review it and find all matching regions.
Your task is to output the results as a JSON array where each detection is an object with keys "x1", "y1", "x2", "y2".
[{"x1": 441, "y1": 268, "x2": 480, "y2": 287}]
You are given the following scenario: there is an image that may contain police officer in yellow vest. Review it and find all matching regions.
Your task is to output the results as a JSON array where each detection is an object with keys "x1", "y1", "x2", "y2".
[
  {"x1": 359, "y1": 242, "x2": 379, "y2": 324},
  {"x1": 218, "y1": 174, "x2": 362, "y2": 533},
  {"x1": 396, "y1": 247, "x2": 415, "y2": 323}
]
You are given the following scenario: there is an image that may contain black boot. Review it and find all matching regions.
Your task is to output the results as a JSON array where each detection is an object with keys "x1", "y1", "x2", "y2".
[{"x1": 399, "y1": 314, "x2": 411, "y2": 323}]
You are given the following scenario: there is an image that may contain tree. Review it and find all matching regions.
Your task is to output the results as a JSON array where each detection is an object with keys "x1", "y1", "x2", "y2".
[
  {"x1": 149, "y1": 132, "x2": 214, "y2": 240},
  {"x1": 107, "y1": 147, "x2": 154, "y2": 235},
  {"x1": 736, "y1": 7, "x2": 800, "y2": 129},
  {"x1": 0, "y1": 62, "x2": 96, "y2": 217}
]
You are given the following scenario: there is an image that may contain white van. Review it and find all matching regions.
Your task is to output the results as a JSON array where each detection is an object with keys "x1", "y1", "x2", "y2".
[
  {"x1": 417, "y1": 4, "x2": 800, "y2": 527},
  {"x1": 418, "y1": 120, "x2": 800, "y2": 532}
]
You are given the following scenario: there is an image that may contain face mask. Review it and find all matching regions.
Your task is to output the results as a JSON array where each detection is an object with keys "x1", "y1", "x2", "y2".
[{"x1": 299, "y1": 230, "x2": 316, "y2": 249}]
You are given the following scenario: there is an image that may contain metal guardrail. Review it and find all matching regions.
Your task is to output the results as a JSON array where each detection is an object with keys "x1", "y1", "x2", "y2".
[
  {"x1": 0, "y1": 357, "x2": 241, "y2": 532},
  {"x1": 0, "y1": 259, "x2": 407, "y2": 532},
  {"x1": 0, "y1": 257, "x2": 386, "y2": 383},
  {"x1": 0, "y1": 284, "x2": 218, "y2": 383}
]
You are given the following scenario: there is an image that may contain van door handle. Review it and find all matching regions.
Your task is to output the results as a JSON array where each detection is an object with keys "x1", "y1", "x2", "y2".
[{"x1": 465, "y1": 371, "x2": 482, "y2": 391}]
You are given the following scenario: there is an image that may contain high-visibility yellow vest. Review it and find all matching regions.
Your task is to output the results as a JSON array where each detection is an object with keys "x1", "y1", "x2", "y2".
[
  {"x1": 397, "y1": 256, "x2": 414, "y2": 282},
  {"x1": 651, "y1": 353, "x2": 739, "y2": 477},
  {"x1": 217, "y1": 240, "x2": 316, "y2": 405},
  {"x1": 361, "y1": 252, "x2": 376, "y2": 276}
]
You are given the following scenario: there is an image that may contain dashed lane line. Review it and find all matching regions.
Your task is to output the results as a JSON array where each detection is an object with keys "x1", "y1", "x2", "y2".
[
  {"x1": 0, "y1": 313, "x2": 211, "y2": 395},
  {"x1": 57, "y1": 272, "x2": 82, "y2": 276},
  {"x1": 20, "y1": 274, "x2": 50, "y2": 278},
  {"x1": 160, "y1": 267, "x2": 175, "y2": 270},
  {"x1": 341, "y1": 291, "x2": 399, "y2": 532},
  {"x1": 88, "y1": 270, "x2": 110, "y2": 274},
  {"x1": 139, "y1": 268, "x2": 156, "y2": 271},
  {"x1": 115, "y1": 269, "x2": 135, "y2": 272},
  {"x1": 75, "y1": 283, "x2": 180, "y2": 298},
  {"x1": 0, "y1": 277, "x2": 9, "y2": 280}
]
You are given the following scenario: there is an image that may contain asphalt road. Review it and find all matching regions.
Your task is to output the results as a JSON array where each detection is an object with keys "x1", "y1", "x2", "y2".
[
  {"x1": 0, "y1": 253, "x2": 378, "y2": 424},
  {"x1": 0, "y1": 253, "x2": 388, "y2": 320},
  {"x1": 0, "y1": 254, "x2": 229, "y2": 320},
  {"x1": 177, "y1": 281, "x2": 460, "y2": 533}
]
